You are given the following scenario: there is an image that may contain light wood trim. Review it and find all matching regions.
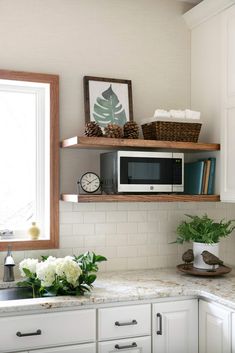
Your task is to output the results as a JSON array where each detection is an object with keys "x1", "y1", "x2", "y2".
[
  {"x1": 61, "y1": 136, "x2": 220, "y2": 152},
  {"x1": 61, "y1": 194, "x2": 220, "y2": 203},
  {"x1": 0, "y1": 69, "x2": 59, "y2": 251}
]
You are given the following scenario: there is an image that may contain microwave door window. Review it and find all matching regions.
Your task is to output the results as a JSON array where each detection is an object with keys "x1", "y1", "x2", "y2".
[{"x1": 120, "y1": 157, "x2": 174, "y2": 184}]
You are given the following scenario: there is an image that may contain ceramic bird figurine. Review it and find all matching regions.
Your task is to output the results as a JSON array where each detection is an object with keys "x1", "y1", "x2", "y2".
[
  {"x1": 182, "y1": 249, "x2": 194, "y2": 268},
  {"x1": 201, "y1": 250, "x2": 223, "y2": 271}
]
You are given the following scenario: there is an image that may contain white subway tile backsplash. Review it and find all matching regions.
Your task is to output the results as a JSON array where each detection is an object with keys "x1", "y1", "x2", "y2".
[
  {"x1": 106, "y1": 211, "x2": 127, "y2": 223},
  {"x1": 60, "y1": 224, "x2": 73, "y2": 236},
  {"x1": 60, "y1": 235, "x2": 84, "y2": 248},
  {"x1": 95, "y1": 223, "x2": 117, "y2": 234},
  {"x1": 73, "y1": 223, "x2": 95, "y2": 235},
  {"x1": 128, "y1": 211, "x2": 147, "y2": 222},
  {"x1": 84, "y1": 234, "x2": 106, "y2": 247},
  {"x1": 117, "y1": 246, "x2": 138, "y2": 258},
  {"x1": 73, "y1": 203, "x2": 96, "y2": 212},
  {"x1": 128, "y1": 257, "x2": 148, "y2": 270},
  {"x1": 83, "y1": 211, "x2": 106, "y2": 224},
  {"x1": 106, "y1": 258, "x2": 128, "y2": 271},
  {"x1": 138, "y1": 222, "x2": 159, "y2": 233},
  {"x1": 106, "y1": 233, "x2": 128, "y2": 246},
  {"x1": 17, "y1": 201, "x2": 235, "y2": 272},
  {"x1": 128, "y1": 233, "x2": 148, "y2": 245},
  {"x1": 60, "y1": 212, "x2": 83, "y2": 224},
  {"x1": 117, "y1": 222, "x2": 138, "y2": 234}
]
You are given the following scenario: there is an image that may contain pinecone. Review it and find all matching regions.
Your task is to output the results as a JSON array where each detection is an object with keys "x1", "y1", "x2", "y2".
[
  {"x1": 123, "y1": 121, "x2": 139, "y2": 139},
  {"x1": 84, "y1": 122, "x2": 103, "y2": 137},
  {"x1": 104, "y1": 124, "x2": 123, "y2": 138}
]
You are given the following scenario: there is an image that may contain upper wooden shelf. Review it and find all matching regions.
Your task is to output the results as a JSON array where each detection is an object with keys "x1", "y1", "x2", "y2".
[{"x1": 60, "y1": 136, "x2": 220, "y2": 152}]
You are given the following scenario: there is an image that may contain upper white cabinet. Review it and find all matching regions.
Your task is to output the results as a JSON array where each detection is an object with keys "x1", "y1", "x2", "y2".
[
  {"x1": 221, "y1": 5, "x2": 235, "y2": 201},
  {"x1": 199, "y1": 300, "x2": 232, "y2": 353},
  {"x1": 152, "y1": 299, "x2": 198, "y2": 353},
  {"x1": 184, "y1": 0, "x2": 235, "y2": 201}
]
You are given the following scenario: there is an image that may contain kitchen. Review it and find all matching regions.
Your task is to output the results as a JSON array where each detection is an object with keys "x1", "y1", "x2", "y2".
[{"x1": 0, "y1": 0, "x2": 235, "y2": 352}]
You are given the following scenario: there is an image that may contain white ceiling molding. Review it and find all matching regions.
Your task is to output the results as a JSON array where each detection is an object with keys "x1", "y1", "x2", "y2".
[
  {"x1": 183, "y1": 0, "x2": 235, "y2": 29},
  {"x1": 177, "y1": 0, "x2": 202, "y2": 4}
]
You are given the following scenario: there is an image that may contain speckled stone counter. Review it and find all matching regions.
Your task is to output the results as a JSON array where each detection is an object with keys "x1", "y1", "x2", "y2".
[{"x1": 0, "y1": 268, "x2": 235, "y2": 314}]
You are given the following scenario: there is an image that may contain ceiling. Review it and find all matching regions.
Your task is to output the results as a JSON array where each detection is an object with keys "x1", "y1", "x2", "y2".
[{"x1": 177, "y1": 0, "x2": 203, "y2": 4}]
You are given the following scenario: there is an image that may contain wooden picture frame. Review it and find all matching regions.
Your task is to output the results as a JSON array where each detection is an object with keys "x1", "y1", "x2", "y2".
[{"x1": 84, "y1": 76, "x2": 133, "y2": 129}]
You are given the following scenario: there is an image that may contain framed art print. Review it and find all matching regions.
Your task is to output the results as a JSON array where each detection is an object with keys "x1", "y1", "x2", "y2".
[{"x1": 83, "y1": 76, "x2": 133, "y2": 129}]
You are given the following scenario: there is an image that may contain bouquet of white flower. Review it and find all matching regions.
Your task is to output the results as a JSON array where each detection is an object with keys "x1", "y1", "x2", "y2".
[{"x1": 18, "y1": 252, "x2": 106, "y2": 297}]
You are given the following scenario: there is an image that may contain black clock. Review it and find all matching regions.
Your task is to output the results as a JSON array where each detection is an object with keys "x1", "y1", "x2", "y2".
[{"x1": 78, "y1": 172, "x2": 101, "y2": 194}]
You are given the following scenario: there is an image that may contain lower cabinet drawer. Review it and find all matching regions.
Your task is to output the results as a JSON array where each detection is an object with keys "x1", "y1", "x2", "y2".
[
  {"x1": 0, "y1": 309, "x2": 96, "y2": 353},
  {"x1": 98, "y1": 336, "x2": 151, "y2": 353},
  {"x1": 98, "y1": 304, "x2": 151, "y2": 340},
  {"x1": 31, "y1": 343, "x2": 96, "y2": 353}
]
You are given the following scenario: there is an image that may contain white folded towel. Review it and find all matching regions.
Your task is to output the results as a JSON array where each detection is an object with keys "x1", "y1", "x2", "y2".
[
  {"x1": 185, "y1": 109, "x2": 201, "y2": 120},
  {"x1": 169, "y1": 110, "x2": 186, "y2": 119},
  {"x1": 154, "y1": 109, "x2": 171, "y2": 119}
]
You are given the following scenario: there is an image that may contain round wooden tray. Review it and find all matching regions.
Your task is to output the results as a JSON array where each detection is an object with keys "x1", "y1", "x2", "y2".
[{"x1": 177, "y1": 263, "x2": 232, "y2": 276}]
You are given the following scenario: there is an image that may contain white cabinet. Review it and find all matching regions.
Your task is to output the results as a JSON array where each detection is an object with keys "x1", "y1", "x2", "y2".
[
  {"x1": 98, "y1": 304, "x2": 151, "y2": 353},
  {"x1": 98, "y1": 304, "x2": 151, "y2": 341},
  {"x1": 0, "y1": 309, "x2": 96, "y2": 353},
  {"x1": 98, "y1": 336, "x2": 151, "y2": 353},
  {"x1": 30, "y1": 343, "x2": 96, "y2": 353},
  {"x1": 221, "y1": 5, "x2": 235, "y2": 201},
  {"x1": 152, "y1": 299, "x2": 198, "y2": 353},
  {"x1": 185, "y1": 1, "x2": 235, "y2": 200},
  {"x1": 231, "y1": 312, "x2": 235, "y2": 353},
  {"x1": 199, "y1": 300, "x2": 231, "y2": 353}
]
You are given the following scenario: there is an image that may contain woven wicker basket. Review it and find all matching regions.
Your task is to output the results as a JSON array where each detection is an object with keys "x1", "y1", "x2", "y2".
[{"x1": 141, "y1": 121, "x2": 201, "y2": 142}]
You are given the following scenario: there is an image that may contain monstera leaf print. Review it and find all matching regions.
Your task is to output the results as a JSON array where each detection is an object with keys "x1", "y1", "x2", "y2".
[{"x1": 93, "y1": 85, "x2": 127, "y2": 127}]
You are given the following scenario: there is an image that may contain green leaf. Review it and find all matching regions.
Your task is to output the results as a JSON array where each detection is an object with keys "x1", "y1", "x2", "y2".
[
  {"x1": 22, "y1": 268, "x2": 33, "y2": 278},
  {"x1": 93, "y1": 85, "x2": 127, "y2": 127}
]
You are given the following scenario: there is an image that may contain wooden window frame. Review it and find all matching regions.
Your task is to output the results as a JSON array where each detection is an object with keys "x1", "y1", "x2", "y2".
[{"x1": 0, "y1": 69, "x2": 59, "y2": 250}]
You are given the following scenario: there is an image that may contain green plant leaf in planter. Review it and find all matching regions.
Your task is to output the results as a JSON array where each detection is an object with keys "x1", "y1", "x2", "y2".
[
  {"x1": 173, "y1": 214, "x2": 235, "y2": 244},
  {"x1": 93, "y1": 85, "x2": 127, "y2": 127}
]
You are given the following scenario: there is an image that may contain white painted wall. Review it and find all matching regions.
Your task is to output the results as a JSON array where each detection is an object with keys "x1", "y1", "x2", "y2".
[
  {"x1": 0, "y1": 0, "x2": 192, "y2": 193},
  {"x1": 2, "y1": 0, "x2": 235, "y2": 273}
]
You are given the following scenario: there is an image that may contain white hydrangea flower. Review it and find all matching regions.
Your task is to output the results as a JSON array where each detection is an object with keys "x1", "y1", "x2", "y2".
[
  {"x1": 19, "y1": 258, "x2": 39, "y2": 277},
  {"x1": 45, "y1": 256, "x2": 57, "y2": 262},
  {"x1": 55, "y1": 256, "x2": 82, "y2": 287},
  {"x1": 36, "y1": 260, "x2": 56, "y2": 287}
]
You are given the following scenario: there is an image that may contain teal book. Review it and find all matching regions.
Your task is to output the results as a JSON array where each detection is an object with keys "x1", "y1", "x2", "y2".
[
  {"x1": 184, "y1": 161, "x2": 205, "y2": 194},
  {"x1": 207, "y1": 158, "x2": 216, "y2": 195}
]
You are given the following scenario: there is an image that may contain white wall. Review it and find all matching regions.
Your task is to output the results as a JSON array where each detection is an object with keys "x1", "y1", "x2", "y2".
[
  {"x1": 2, "y1": 0, "x2": 234, "y2": 275},
  {"x1": 0, "y1": 0, "x2": 192, "y2": 192}
]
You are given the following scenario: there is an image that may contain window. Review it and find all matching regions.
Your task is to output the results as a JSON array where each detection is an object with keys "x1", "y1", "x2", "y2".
[{"x1": 0, "y1": 70, "x2": 59, "y2": 250}]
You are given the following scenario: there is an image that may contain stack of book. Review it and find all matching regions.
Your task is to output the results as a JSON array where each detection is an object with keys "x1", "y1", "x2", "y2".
[{"x1": 184, "y1": 158, "x2": 216, "y2": 195}]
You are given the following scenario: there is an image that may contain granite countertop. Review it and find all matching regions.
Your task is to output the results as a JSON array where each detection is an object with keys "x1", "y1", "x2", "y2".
[{"x1": 1, "y1": 268, "x2": 235, "y2": 314}]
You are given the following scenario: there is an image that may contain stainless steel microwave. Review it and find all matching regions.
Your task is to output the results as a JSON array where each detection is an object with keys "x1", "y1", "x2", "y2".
[{"x1": 100, "y1": 151, "x2": 184, "y2": 194}]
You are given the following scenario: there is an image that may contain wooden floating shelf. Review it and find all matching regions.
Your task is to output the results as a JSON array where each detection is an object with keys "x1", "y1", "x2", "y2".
[
  {"x1": 60, "y1": 136, "x2": 220, "y2": 152},
  {"x1": 61, "y1": 194, "x2": 220, "y2": 203}
]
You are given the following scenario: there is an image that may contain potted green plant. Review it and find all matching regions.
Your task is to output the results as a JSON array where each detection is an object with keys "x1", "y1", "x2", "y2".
[{"x1": 175, "y1": 214, "x2": 235, "y2": 270}]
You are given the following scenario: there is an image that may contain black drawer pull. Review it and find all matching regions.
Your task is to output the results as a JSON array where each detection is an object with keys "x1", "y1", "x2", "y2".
[
  {"x1": 115, "y1": 319, "x2": 137, "y2": 327},
  {"x1": 16, "y1": 329, "x2": 42, "y2": 337},
  {"x1": 157, "y1": 313, "x2": 162, "y2": 335},
  {"x1": 115, "y1": 342, "x2": 137, "y2": 350}
]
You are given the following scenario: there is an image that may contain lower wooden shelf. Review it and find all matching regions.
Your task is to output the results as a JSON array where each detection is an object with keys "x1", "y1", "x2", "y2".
[{"x1": 61, "y1": 194, "x2": 220, "y2": 203}]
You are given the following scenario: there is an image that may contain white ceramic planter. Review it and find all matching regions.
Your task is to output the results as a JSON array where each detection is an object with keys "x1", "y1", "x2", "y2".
[{"x1": 193, "y1": 242, "x2": 219, "y2": 270}]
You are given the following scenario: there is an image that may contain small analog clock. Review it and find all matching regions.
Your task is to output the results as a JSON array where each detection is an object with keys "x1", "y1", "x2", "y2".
[{"x1": 79, "y1": 172, "x2": 101, "y2": 194}]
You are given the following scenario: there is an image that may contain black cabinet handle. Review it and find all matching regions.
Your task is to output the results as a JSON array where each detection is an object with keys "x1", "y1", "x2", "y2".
[
  {"x1": 115, "y1": 319, "x2": 137, "y2": 327},
  {"x1": 157, "y1": 313, "x2": 162, "y2": 335},
  {"x1": 115, "y1": 342, "x2": 137, "y2": 350},
  {"x1": 16, "y1": 329, "x2": 42, "y2": 337}
]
